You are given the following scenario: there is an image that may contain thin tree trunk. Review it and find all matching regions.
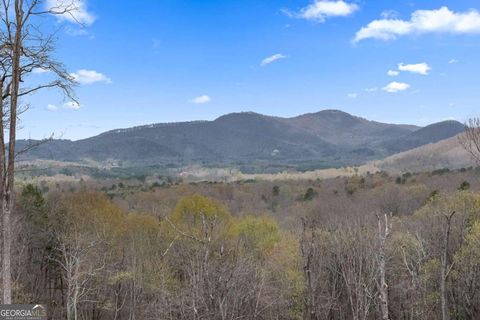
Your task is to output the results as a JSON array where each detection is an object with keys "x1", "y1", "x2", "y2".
[
  {"x1": 377, "y1": 214, "x2": 391, "y2": 320},
  {"x1": 0, "y1": 79, "x2": 5, "y2": 303},
  {"x1": 300, "y1": 218, "x2": 316, "y2": 320},
  {"x1": 2, "y1": 0, "x2": 23, "y2": 304},
  {"x1": 441, "y1": 211, "x2": 455, "y2": 320}
]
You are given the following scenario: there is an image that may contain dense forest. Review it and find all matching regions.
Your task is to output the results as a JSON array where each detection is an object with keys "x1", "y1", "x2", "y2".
[
  {"x1": 11, "y1": 167, "x2": 480, "y2": 319},
  {"x1": 0, "y1": 1, "x2": 479, "y2": 319}
]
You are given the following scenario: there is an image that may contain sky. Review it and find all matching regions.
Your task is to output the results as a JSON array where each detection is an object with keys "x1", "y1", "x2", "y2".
[{"x1": 19, "y1": 0, "x2": 480, "y2": 140}]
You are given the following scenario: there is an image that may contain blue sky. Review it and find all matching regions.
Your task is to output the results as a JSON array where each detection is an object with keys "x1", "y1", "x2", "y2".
[{"x1": 21, "y1": 0, "x2": 480, "y2": 140}]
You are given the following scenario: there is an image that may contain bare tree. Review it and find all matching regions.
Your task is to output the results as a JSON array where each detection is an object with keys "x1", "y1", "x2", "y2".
[
  {"x1": 376, "y1": 213, "x2": 392, "y2": 320},
  {"x1": 0, "y1": 0, "x2": 76, "y2": 303},
  {"x1": 459, "y1": 118, "x2": 480, "y2": 164},
  {"x1": 54, "y1": 240, "x2": 105, "y2": 320},
  {"x1": 300, "y1": 218, "x2": 317, "y2": 320},
  {"x1": 440, "y1": 211, "x2": 455, "y2": 320},
  {"x1": 333, "y1": 225, "x2": 377, "y2": 320}
]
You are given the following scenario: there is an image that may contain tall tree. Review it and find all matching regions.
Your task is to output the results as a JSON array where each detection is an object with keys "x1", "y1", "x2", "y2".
[{"x1": 0, "y1": 0, "x2": 75, "y2": 303}]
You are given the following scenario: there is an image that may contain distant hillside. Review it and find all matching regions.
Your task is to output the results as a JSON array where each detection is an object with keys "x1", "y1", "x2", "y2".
[
  {"x1": 17, "y1": 110, "x2": 465, "y2": 171},
  {"x1": 381, "y1": 120, "x2": 466, "y2": 154},
  {"x1": 373, "y1": 133, "x2": 475, "y2": 173}
]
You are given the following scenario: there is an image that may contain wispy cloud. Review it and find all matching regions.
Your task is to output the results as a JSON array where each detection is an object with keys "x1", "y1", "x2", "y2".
[
  {"x1": 449, "y1": 58, "x2": 459, "y2": 64},
  {"x1": 365, "y1": 87, "x2": 378, "y2": 92},
  {"x1": 65, "y1": 26, "x2": 95, "y2": 39},
  {"x1": 46, "y1": 104, "x2": 58, "y2": 111},
  {"x1": 387, "y1": 70, "x2": 399, "y2": 76},
  {"x1": 70, "y1": 69, "x2": 112, "y2": 85},
  {"x1": 261, "y1": 54, "x2": 287, "y2": 66},
  {"x1": 347, "y1": 92, "x2": 358, "y2": 99},
  {"x1": 285, "y1": 0, "x2": 359, "y2": 22},
  {"x1": 398, "y1": 62, "x2": 431, "y2": 75},
  {"x1": 380, "y1": 10, "x2": 399, "y2": 19},
  {"x1": 354, "y1": 6, "x2": 480, "y2": 42},
  {"x1": 63, "y1": 101, "x2": 81, "y2": 110},
  {"x1": 190, "y1": 95, "x2": 211, "y2": 104},
  {"x1": 383, "y1": 81, "x2": 410, "y2": 93},
  {"x1": 46, "y1": 0, "x2": 96, "y2": 25}
]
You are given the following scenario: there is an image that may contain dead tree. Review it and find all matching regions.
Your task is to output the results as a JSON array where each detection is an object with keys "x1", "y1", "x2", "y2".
[{"x1": 0, "y1": 0, "x2": 76, "y2": 303}]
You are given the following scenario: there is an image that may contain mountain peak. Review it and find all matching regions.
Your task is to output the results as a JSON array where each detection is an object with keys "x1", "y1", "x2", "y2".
[
  {"x1": 214, "y1": 111, "x2": 267, "y2": 123},
  {"x1": 300, "y1": 109, "x2": 355, "y2": 118},
  {"x1": 317, "y1": 109, "x2": 351, "y2": 115}
]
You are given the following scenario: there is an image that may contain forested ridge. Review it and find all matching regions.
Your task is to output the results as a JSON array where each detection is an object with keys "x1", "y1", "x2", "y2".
[
  {"x1": 11, "y1": 168, "x2": 480, "y2": 319},
  {"x1": 18, "y1": 111, "x2": 465, "y2": 170}
]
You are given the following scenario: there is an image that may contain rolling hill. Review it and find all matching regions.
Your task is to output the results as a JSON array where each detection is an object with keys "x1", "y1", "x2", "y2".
[
  {"x1": 373, "y1": 133, "x2": 475, "y2": 173},
  {"x1": 381, "y1": 120, "x2": 466, "y2": 154}
]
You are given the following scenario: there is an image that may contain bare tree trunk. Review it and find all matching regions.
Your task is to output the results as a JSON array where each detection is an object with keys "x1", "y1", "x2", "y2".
[
  {"x1": 0, "y1": 79, "x2": 4, "y2": 303},
  {"x1": 441, "y1": 211, "x2": 455, "y2": 320},
  {"x1": 377, "y1": 213, "x2": 391, "y2": 320},
  {"x1": 300, "y1": 218, "x2": 316, "y2": 320}
]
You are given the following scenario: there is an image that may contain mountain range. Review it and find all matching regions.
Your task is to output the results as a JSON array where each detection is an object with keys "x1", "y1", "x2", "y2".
[{"x1": 18, "y1": 109, "x2": 466, "y2": 171}]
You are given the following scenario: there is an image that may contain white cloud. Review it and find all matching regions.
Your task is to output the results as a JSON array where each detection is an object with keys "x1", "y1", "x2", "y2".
[
  {"x1": 347, "y1": 92, "x2": 358, "y2": 98},
  {"x1": 398, "y1": 62, "x2": 431, "y2": 75},
  {"x1": 46, "y1": 0, "x2": 96, "y2": 25},
  {"x1": 382, "y1": 81, "x2": 410, "y2": 93},
  {"x1": 261, "y1": 54, "x2": 287, "y2": 66},
  {"x1": 387, "y1": 70, "x2": 399, "y2": 76},
  {"x1": 46, "y1": 104, "x2": 58, "y2": 111},
  {"x1": 365, "y1": 87, "x2": 378, "y2": 92},
  {"x1": 33, "y1": 68, "x2": 50, "y2": 74},
  {"x1": 65, "y1": 27, "x2": 88, "y2": 36},
  {"x1": 190, "y1": 95, "x2": 211, "y2": 104},
  {"x1": 63, "y1": 101, "x2": 81, "y2": 110},
  {"x1": 449, "y1": 58, "x2": 459, "y2": 64},
  {"x1": 293, "y1": 0, "x2": 359, "y2": 22},
  {"x1": 70, "y1": 69, "x2": 111, "y2": 85},
  {"x1": 354, "y1": 6, "x2": 480, "y2": 42}
]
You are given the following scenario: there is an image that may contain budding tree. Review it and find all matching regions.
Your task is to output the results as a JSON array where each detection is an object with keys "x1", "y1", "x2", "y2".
[{"x1": 0, "y1": 0, "x2": 77, "y2": 303}]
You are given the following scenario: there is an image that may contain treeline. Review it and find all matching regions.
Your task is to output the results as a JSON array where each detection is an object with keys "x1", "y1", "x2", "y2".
[{"x1": 11, "y1": 177, "x2": 480, "y2": 319}]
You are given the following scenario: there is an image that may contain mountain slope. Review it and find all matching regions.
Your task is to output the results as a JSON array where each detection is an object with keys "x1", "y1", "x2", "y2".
[
  {"x1": 382, "y1": 120, "x2": 466, "y2": 154},
  {"x1": 373, "y1": 133, "x2": 475, "y2": 173}
]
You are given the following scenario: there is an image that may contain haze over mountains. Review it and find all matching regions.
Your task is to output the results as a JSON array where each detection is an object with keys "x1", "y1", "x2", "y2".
[{"x1": 18, "y1": 109, "x2": 465, "y2": 171}]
